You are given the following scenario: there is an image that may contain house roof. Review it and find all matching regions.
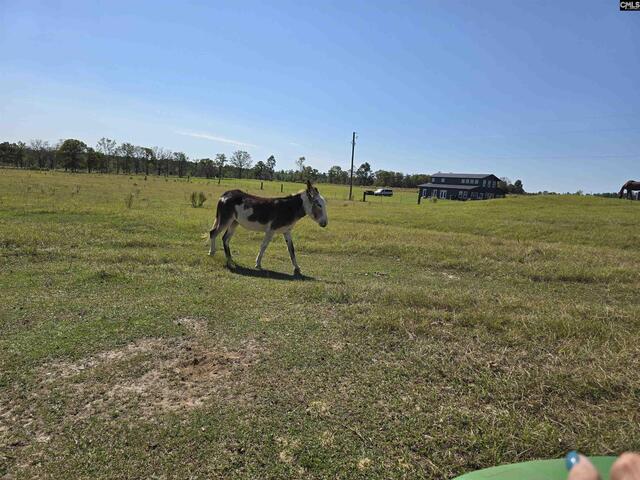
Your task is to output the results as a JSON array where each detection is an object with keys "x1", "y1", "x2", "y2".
[
  {"x1": 417, "y1": 183, "x2": 480, "y2": 190},
  {"x1": 431, "y1": 173, "x2": 498, "y2": 179}
]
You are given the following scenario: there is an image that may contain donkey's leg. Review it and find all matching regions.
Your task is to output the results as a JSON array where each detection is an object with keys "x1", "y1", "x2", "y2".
[
  {"x1": 222, "y1": 221, "x2": 239, "y2": 268},
  {"x1": 284, "y1": 231, "x2": 301, "y2": 276},
  {"x1": 209, "y1": 219, "x2": 225, "y2": 256},
  {"x1": 255, "y1": 230, "x2": 274, "y2": 270},
  {"x1": 209, "y1": 203, "x2": 235, "y2": 256}
]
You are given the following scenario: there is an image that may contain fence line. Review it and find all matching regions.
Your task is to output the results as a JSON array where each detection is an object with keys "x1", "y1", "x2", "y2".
[{"x1": 194, "y1": 177, "x2": 420, "y2": 204}]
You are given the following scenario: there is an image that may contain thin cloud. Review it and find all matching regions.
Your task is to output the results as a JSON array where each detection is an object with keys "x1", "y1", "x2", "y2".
[
  {"x1": 289, "y1": 142, "x2": 302, "y2": 147},
  {"x1": 177, "y1": 130, "x2": 258, "y2": 148}
]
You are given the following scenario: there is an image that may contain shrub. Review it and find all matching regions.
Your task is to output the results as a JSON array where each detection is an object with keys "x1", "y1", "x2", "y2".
[
  {"x1": 190, "y1": 191, "x2": 207, "y2": 208},
  {"x1": 124, "y1": 193, "x2": 134, "y2": 209}
]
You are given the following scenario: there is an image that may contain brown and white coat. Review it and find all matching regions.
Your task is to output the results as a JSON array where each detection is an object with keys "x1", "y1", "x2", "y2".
[{"x1": 209, "y1": 181, "x2": 328, "y2": 275}]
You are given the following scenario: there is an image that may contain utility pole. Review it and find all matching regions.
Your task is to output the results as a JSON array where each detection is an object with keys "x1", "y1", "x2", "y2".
[{"x1": 349, "y1": 131, "x2": 356, "y2": 201}]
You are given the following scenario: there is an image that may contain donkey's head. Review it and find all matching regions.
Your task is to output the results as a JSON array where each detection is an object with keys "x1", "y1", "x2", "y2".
[{"x1": 303, "y1": 180, "x2": 328, "y2": 228}]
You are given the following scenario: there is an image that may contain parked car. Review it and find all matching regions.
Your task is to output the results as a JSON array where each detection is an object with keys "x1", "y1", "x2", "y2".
[{"x1": 373, "y1": 188, "x2": 393, "y2": 196}]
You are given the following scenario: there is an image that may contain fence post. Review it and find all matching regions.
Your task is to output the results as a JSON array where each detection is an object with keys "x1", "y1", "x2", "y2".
[
  {"x1": 261, "y1": 181, "x2": 263, "y2": 190},
  {"x1": 281, "y1": 183, "x2": 283, "y2": 193},
  {"x1": 363, "y1": 192, "x2": 367, "y2": 202},
  {"x1": 417, "y1": 190, "x2": 421, "y2": 204}
]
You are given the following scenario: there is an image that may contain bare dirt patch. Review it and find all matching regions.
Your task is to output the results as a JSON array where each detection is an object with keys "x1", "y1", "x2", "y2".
[
  {"x1": 0, "y1": 331, "x2": 265, "y2": 471},
  {"x1": 46, "y1": 335, "x2": 262, "y2": 419},
  {"x1": 174, "y1": 316, "x2": 209, "y2": 338}
]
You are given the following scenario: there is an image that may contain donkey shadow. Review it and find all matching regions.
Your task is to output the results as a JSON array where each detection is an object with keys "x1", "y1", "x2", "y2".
[{"x1": 229, "y1": 265, "x2": 316, "y2": 282}]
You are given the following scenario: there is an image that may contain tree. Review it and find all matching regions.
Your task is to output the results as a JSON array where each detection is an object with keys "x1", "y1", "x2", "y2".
[
  {"x1": 295, "y1": 156, "x2": 306, "y2": 181},
  {"x1": 513, "y1": 179, "x2": 525, "y2": 194},
  {"x1": 230, "y1": 150, "x2": 252, "y2": 179},
  {"x1": 151, "y1": 146, "x2": 172, "y2": 176},
  {"x1": 133, "y1": 146, "x2": 145, "y2": 174},
  {"x1": 328, "y1": 166, "x2": 345, "y2": 184},
  {"x1": 85, "y1": 147, "x2": 98, "y2": 173},
  {"x1": 174, "y1": 151, "x2": 188, "y2": 177},
  {"x1": 254, "y1": 160, "x2": 268, "y2": 180},
  {"x1": 301, "y1": 166, "x2": 319, "y2": 181},
  {"x1": 498, "y1": 179, "x2": 508, "y2": 192},
  {"x1": 96, "y1": 138, "x2": 117, "y2": 173},
  {"x1": 375, "y1": 170, "x2": 395, "y2": 187},
  {"x1": 141, "y1": 147, "x2": 154, "y2": 176},
  {"x1": 198, "y1": 158, "x2": 215, "y2": 178},
  {"x1": 214, "y1": 153, "x2": 226, "y2": 181},
  {"x1": 57, "y1": 139, "x2": 87, "y2": 172},
  {"x1": 498, "y1": 177, "x2": 525, "y2": 195},
  {"x1": 118, "y1": 142, "x2": 135, "y2": 174},
  {"x1": 152, "y1": 146, "x2": 169, "y2": 175},
  {"x1": 0, "y1": 142, "x2": 18, "y2": 167},
  {"x1": 15, "y1": 142, "x2": 26, "y2": 168},
  {"x1": 355, "y1": 162, "x2": 374, "y2": 186},
  {"x1": 266, "y1": 155, "x2": 276, "y2": 180},
  {"x1": 29, "y1": 139, "x2": 50, "y2": 169}
]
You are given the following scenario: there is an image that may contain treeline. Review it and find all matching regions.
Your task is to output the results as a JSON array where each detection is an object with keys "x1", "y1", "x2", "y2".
[
  {"x1": 0, "y1": 138, "x2": 438, "y2": 188},
  {"x1": 0, "y1": 138, "x2": 527, "y2": 192},
  {"x1": 498, "y1": 178, "x2": 525, "y2": 194}
]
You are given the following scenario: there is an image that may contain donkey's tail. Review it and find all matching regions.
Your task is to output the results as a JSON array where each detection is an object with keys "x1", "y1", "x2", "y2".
[
  {"x1": 202, "y1": 215, "x2": 219, "y2": 243},
  {"x1": 205, "y1": 196, "x2": 228, "y2": 239}
]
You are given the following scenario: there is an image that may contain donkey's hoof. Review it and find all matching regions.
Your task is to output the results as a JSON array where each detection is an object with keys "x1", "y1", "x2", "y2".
[
  {"x1": 226, "y1": 261, "x2": 236, "y2": 270},
  {"x1": 208, "y1": 251, "x2": 215, "y2": 257},
  {"x1": 293, "y1": 268, "x2": 302, "y2": 277}
]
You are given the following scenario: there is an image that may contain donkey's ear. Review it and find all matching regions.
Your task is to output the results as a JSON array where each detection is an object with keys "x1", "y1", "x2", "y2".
[{"x1": 306, "y1": 180, "x2": 313, "y2": 191}]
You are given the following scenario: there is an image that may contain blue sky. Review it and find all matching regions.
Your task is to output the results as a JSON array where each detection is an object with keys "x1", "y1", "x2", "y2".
[{"x1": 1, "y1": 1, "x2": 638, "y2": 192}]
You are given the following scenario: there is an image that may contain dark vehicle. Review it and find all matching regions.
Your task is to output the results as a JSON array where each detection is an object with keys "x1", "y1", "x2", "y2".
[{"x1": 373, "y1": 188, "x2": 393, "y2": 196}]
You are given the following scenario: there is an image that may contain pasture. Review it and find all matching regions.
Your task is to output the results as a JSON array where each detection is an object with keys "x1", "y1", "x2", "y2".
[{"x1": 1, "y1": 169, "x2": 640, "y2": 479}]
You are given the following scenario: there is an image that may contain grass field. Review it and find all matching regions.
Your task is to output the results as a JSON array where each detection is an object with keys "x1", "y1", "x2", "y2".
[{"x1": 1, "y1": 169, "x2": 640, "y2": 479}]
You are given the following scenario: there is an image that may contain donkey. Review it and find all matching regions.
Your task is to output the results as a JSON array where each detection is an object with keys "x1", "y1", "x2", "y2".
[
  {"x1": 208, "y1": 181, "x2": 328, "y2": 275},
  {"x1": 619, "y1": 180, "x2": 640, "y2": 200}
]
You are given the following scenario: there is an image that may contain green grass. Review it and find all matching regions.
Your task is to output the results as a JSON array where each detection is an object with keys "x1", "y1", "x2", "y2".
[{"x1": 1, "y1": 169, "x2": 640, "y2": 479}]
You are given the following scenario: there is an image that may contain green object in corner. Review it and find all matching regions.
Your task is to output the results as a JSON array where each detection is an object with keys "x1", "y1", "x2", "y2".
[{"x1": 454, "y1": 456, "x2": 617, "y2": 480}]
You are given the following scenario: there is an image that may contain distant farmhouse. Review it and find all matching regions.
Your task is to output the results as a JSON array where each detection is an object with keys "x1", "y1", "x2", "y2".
[{"x1": 418, "y1": 173, "x2": 505, "y2": 200}]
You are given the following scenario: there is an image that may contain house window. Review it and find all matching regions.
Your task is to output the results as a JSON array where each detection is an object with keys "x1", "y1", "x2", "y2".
[
  {"x1": 463, "y1": 191, "x2": 468, "y2": 199},
  {"x1": 458, "y1": 191, "x2": 464, "y2": 198},
  {"x1": 439, "y1": 190, "x2": 447, "y2": 199},
  {"x1": 478, "y1": 193, "x2": 484, "y2": 199},
  {"x1": 470, "y1": 192, "x2": 477, "y2": 199},
  {"x1": 441, "y1": 178, "x2": 445, "y2": 183},
  {"x1": 482, "y1": 180, "x2": 486, "y2": 187},
  {"x1": 475, "y1": 179, "x2": 479, "y2": 184}
]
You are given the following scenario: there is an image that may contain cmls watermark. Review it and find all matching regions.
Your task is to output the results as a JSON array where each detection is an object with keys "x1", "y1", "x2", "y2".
[{"x1": 620, "y1": 1, "x2": 640, "y2": 10}]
